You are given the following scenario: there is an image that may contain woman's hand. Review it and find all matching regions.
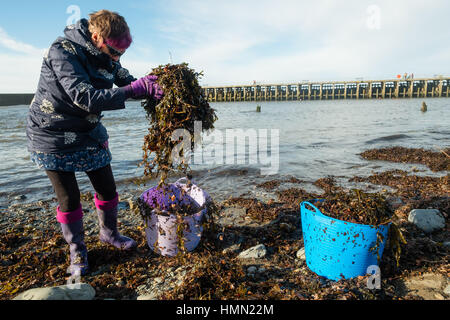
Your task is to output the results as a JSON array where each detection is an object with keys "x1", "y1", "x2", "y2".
[{"x1": 129, "y1": 75, "x2": 164, "y2": 100}]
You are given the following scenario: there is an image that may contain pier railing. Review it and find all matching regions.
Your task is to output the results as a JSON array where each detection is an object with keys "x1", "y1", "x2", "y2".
[{"x1": 202, "y1": 78, "x2": 450, "y2": 102}]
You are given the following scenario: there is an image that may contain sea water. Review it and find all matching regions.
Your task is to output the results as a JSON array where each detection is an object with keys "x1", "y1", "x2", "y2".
[{"x1": 0, "y1": 98, "x2": 448, "y2": 208}]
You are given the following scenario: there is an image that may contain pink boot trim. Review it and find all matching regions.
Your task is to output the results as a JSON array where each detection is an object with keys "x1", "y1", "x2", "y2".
[
  {"x1": 56, "y1": 204, "x2": 83, "y2": 224},
  {"x1": 94, "y1": 192, "x2": 119, "y2": 211}
]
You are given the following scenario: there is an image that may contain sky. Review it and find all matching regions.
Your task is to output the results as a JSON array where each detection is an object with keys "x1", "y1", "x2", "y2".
[{"x1": 0, "y1": 0, "x2": 449, "y2": 93}]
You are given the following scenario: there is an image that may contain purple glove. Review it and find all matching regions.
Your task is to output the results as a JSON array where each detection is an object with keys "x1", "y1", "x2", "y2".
[{"x1": 129, "y1": 75, "x2": 164, "y2": 100}]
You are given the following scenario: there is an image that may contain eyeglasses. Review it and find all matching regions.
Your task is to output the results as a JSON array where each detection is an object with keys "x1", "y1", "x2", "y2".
[{"x1": 104, "y1": 43, "x2": 124, "y2": 57}]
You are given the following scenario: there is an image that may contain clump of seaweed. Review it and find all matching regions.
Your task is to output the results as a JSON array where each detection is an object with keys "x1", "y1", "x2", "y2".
[
  {"x1": 360, "y1": 146, "x2": 450, "y2": 172},
  {"x1": 140, "y1": 63, "x2": 218, "y2": 186},
  {"x1": 349, "y1": 170, "x2": 449, "y2": 204},
  {"x1": 314, "y1": 189, "x2": 392, "y2": 225},
  {"x1": 137, "y1": 64, "x2": 218, "y2": 255}
]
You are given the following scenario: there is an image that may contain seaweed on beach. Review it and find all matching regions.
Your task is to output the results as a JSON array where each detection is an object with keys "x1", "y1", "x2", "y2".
[
  {"x1": 1, "y1": 174, "x2": 448, "y2": 301},
  {"x1": 3, "y1": 145, "x2": 449, "y2": 300},
  {"x1": 349, "y1": 170, "x2": 450, "y2": 215},
  {"x1": 256, "y1": 177, "x2": 304, "y2": 191},
  {"x1": 256, "y1": 180, "x2": 281, "y2": 190},
  {"x1": 360, "y1": 146, "x2": 450, "y2": 172},
  {"x1": 140, "y1": 63, "x2": 218, "y2": 186},
  {"x1": 160, "y1": 253, "x2": 248, "y2": 299},
  {"x1": 276, "y1": 188, "x2": 318, "y2": 207},
  {"x1": 222, "y1": 197, "x2": 283, "y2": 223},
  {"x1": 313, "y1": 177, "x2": 342, "y2": 194}
]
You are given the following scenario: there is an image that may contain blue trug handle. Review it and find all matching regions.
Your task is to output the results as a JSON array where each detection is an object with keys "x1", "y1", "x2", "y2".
[{"x1": 300, "y1": 199, "x2": 325, "y2": 216}]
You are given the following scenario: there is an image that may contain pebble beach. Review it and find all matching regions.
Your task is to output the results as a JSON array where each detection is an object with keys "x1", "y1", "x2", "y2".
[{"x1": 1, "y1": 147, "x2": 449, "y2": 300}]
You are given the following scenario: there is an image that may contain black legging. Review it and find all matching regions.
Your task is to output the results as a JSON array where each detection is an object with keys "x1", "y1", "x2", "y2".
[{"x1": 46, "y1": 164, "x2": 117, "y2": 212}]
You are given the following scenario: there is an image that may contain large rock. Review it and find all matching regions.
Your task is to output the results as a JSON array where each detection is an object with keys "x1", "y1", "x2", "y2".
[
  {"x1": 402, "y1": 272, "x2": 447, "y2": 300},
  {"x1": 13, "y1": 283, "x2": 95, "y2": 300},
  {"x1": 408, "y1": 209, "x2": 445, "y2": 233},
  {"x1": 238, "y1": 244, "x2": 267, "y2": 259},
  {"x1": 296, "y1": 247, "x2": 306, "y2": 261}
]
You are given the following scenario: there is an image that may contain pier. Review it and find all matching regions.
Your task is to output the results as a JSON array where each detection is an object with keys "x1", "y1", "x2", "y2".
[
  {"x1": 202, "y1": 78, "x2": 450, "y2": 102},
  {"x1": 0, "y1": 94, "x2": 35, "y2": 107}
]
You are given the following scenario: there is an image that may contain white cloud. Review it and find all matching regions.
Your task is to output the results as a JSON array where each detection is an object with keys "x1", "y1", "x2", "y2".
[
  {"x1": 0, "y1": 53, "x2": 43, "y2": 93},
  {"x1": 0, "y1": 27, "x2": 46, "y2": 93},
  {"x1": 119, "y1": 55, "x2": 158, "y2": 78},
  {"x1": 156, "y1": 0, "x2": 450, "y2": 85},
  {"x1": 0, "y1": 27, "x2": 45, "y2": 56}
]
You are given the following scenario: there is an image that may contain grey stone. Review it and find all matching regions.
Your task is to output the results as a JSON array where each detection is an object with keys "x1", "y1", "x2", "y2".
[
  {"x1": 222, "y1": 243, "x2": 241, "y2": 254},
  {"x1": 386, "y1": 196, "x2": 404, "y2": 209},
  {"x1": 218, "y1": 207, "x2": 248, "y2": 227},
  {"x1": 434, "y1": 293, "x2": 445, "y2": 300},
  {"x1": 403, "y1": 273, "x2": 446, "y2": 300},
  {"x1": 116, "y1": 280, "x2": 125, "y2": 287},
  {"x1": 137, "y1": 292, "x2": 159, "y2": 300},
  {"x1": 247, "y1": 266, "x2": 257, "y2": 274},
  {"x1": 13, "y1": 283, "x2": 95, "y2": 300},
  {"x1": 296, "y1": 247, "x2": 306, "y2": 261},
  {"x1": 408, "y1": 209, "x2": 445, "y2": 233},
  {"x1": 117, "y1": 201, "x2": 130, "y2": 211},
  {"x1": 153, "y1": 277, "x2": 163, "y2": 284},
  {"x1": 443, "y1": 241, "x2": 450, "y2": 249},
  {"x1": 444, "y1": 285, "x2": 450, "y2": 296},
  {"x1": 137, "y1": 284, "x2": 147, "y2": 291},
  {"x1": 238, "y1": 244, "x2": 267, "y2": 259}
]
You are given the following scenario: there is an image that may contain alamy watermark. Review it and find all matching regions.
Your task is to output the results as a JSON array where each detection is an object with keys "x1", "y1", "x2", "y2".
[
  {"x1": 171, "y1": 122, "x2": 280, "y2": 175},
  {"x1": 366, "y1": 265, "x2": 381, "y2": 289},
  {"x1": 66, "y1": 5, "x2": 81, "y2": 26},
  {"x1": 366, "y1": 5, "x2": 381, "y2": 30}
]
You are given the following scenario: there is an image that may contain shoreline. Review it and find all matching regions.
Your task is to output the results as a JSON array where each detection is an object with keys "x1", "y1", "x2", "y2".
[{"x1": 0, "y1": 147, "x2": 448, "y2": 300}]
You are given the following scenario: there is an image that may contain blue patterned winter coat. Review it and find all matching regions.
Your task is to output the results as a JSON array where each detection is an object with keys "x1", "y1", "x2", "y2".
[{"x1": 26, "y1": 19, "x2": 136, "y2": 154}]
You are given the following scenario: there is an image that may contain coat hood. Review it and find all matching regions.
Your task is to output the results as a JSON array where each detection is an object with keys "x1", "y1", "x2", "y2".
[
  {"x1": 64, "y1": 19, "x2": 113, "y2": 67},
  {"x1": 64, "y1": 19, "x2": 90, "y2": 46}
]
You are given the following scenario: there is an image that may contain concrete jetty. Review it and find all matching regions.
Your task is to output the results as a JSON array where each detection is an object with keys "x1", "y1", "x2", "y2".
[{"x1": 203, "y1": 78, "x2": 450, "y2": 102}]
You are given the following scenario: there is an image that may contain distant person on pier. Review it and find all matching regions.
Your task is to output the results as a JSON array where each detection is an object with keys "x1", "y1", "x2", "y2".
[{"x1": 26, "y1": 10, "x2": 164, "y2": 276}]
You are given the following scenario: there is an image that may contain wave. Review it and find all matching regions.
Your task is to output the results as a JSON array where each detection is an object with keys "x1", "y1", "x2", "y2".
[{"x1": 365, "y1": 134, "x2": 410, "y2": 144}]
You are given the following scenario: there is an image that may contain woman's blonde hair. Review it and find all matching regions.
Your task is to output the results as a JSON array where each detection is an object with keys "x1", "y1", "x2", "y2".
[{"x1": 88, "y1": 10, "x2": 132, "y2": 48}]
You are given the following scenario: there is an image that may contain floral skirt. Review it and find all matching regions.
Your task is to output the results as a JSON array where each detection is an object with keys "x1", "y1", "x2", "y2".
[{"x1": 30, "y1": 147, "x2": 112, "y2": 172}]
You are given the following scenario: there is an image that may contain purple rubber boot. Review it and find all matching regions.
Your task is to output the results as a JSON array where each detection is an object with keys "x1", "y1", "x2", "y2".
[
  {"x1": 95, "y1": 193, "x2": 137, "y2": 250},
  {"x1": 57, "y1": 204, "x2": 89, "y2": 276}
]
